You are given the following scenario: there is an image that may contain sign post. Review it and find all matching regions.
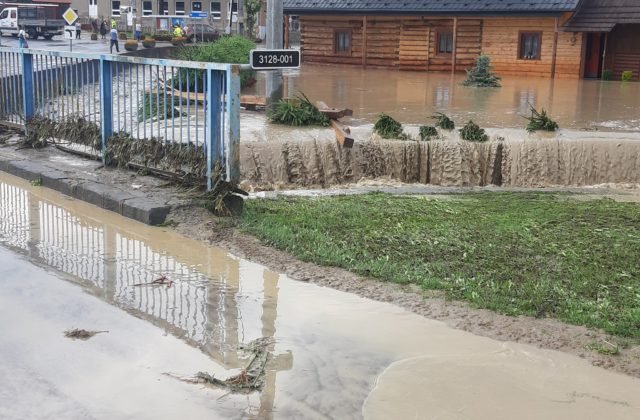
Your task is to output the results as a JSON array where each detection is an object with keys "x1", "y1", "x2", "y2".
[{"x1": 62, "y1": 7, "x2": 78, "y2": 52}]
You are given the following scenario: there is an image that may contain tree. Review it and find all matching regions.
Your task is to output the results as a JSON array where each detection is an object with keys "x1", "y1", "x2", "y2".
[
  {"x1": 463, "y1": 55, "x2": 502, "y2": 87},
  {"x1": 244, "y1": 0, "x2": 262, "y2": 39}
]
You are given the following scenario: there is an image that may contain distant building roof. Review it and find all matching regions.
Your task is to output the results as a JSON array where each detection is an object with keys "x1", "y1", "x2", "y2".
[
  {"x1": 283, "y1": 0, "x2": 581, "y2": 15},
  {"x1": 564, "y1": 0, "x2": 640, "y2": 32}
]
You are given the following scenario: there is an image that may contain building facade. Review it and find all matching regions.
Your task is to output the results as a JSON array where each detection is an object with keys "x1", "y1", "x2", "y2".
[{"x1": 284, "y1": 0, "x2": 640, "y2": 80}]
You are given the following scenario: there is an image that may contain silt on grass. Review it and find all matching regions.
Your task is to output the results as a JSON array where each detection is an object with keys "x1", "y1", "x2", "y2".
[{"x1": 239, "y1": 193, "x2": 640, "y2": 338}]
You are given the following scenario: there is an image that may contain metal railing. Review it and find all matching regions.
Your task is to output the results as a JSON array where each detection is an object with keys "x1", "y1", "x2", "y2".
[{"x1": 0, "y1": 47, "x2": 241, "y2": 187}]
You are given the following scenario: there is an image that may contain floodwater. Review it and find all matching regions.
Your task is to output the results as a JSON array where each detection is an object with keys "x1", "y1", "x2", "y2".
[
  {"x1": 1, "y1": 171, "x2": 640, "y2": 419},
  {"x1": 249, "y1": 65, "x2": 640, "y2": 132}
]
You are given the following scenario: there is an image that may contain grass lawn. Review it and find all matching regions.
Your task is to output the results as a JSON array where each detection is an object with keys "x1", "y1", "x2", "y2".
[{"x1": 239, "y1": 193, "x2": 640, "y2": 338}]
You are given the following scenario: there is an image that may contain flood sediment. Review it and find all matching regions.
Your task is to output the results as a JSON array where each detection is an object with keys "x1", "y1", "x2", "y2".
[{"x1": 240, "y1": 138, "x2": 640, "y2": 190}]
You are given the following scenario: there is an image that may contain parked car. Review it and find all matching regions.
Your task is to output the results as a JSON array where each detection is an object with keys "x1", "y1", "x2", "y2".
[{"x1": 184, "y1": 24, "x2": 220, "y2": 43}]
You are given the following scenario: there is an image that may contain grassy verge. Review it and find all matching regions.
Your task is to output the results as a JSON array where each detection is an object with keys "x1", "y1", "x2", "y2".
[{"x1": 239, "y1": 193, "x2": 640, "y2": 338}]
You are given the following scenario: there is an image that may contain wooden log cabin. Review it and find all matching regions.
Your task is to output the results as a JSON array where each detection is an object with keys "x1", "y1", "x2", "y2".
[{"x1": 283, "y1": 0, "x2": 640, "y2": 80}]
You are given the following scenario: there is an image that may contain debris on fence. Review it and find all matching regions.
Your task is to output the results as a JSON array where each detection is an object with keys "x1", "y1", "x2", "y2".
[
  {"x1": 64, "y1": 329, "x2": 109, "y2": 340},
  {"x1": 133, "y1": 275, "x2": 174, "y2": 288},
  {"x1": 164, "y1": 337, "x2": 273, "y2": 393}
]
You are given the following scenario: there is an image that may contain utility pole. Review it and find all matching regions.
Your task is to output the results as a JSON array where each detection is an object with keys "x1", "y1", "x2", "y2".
[
  {"x1": 237, "y1": 0, "x2": 244, "y2": 35},
  {"x1": 265, "y1": 0, "x2": 284, "y2": 104}
]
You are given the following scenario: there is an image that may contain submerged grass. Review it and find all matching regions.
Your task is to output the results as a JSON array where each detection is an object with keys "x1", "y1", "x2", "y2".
[{"x1": 240, "y1": 193, "x2": 640, "y2": 338}]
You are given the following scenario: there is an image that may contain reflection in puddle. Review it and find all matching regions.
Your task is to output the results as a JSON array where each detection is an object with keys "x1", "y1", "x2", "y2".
[{"x1": 1, "y1": 173, "x2": 640, "y2": 419}]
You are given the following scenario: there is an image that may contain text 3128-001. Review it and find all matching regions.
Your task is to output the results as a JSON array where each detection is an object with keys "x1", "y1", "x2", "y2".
[{"x1": 250, "y1": 50, "x2": 301, "y2": 69}]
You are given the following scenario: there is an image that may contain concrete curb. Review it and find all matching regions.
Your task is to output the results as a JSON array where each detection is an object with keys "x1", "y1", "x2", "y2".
[{"x1": 0, "y1": 157, "x2": 170, "y2": 225}]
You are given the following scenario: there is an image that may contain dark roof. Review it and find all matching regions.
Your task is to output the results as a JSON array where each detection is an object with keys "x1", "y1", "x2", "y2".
[
  {"x1": 283, "y1": 0, "x2": 581, "y2": 15},
  {"x1": 564, "y1": 0, "x2": 640, "y2": 32}
]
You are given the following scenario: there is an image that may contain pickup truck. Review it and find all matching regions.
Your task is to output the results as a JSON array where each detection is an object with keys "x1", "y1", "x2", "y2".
[{"x1": 0, "y1": 5, "x2": 65, "y2": 40}]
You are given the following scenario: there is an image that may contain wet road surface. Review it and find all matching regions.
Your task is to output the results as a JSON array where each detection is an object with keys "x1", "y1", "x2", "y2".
[{"x1": 1, "y1": 171, "x2": 640, "y2": 419}]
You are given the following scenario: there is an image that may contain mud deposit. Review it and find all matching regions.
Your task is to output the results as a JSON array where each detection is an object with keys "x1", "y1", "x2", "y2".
[
  {"x1": 240, "y1": 137, "x2": 640, "y2": 190},
  {"x1": 2, "y1": 172, "x2": 640, "y2": 419}
]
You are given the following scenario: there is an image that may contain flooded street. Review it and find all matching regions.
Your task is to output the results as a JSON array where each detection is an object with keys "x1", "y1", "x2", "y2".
[
  {"x1": 249, "y1": 65, "x2": 640, "y2": 132},
  {"x1": 1, "y1": 171, "x2": 640, "y2": 419}
]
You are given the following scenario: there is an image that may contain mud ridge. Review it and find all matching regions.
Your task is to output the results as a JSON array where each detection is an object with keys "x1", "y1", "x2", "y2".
[{"x1": 240, "y1": 138, "x2": 640, "y2": 190}]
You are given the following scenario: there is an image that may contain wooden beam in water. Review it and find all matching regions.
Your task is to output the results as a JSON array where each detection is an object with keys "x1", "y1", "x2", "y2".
[
  {"x1": 316, "y1": 101, "x2": 353, "y2": 120},
  {"x1": 331, "y1": 120, "x2": 354, "y2": 148}
]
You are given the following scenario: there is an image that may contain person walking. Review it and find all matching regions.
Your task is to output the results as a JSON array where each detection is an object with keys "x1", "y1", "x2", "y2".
[
  {"x1": 100, "y1": 20, "x2": 107, "y2": 39},
  {"x1": 111, "y1": 18, "x2": 117, "y2": 29},
  {"x1": 75, "y1": 21, "x2": 81, "y2": 39},
  {"x1": 18, "y1": 26, "x2": 28, "y2": 49},
  {"x1": 109, "y1": 27, "x2": 119, "y2": 53},
  {"x1": 134, "y1": 22, "x2": 142, "y2": 41}
]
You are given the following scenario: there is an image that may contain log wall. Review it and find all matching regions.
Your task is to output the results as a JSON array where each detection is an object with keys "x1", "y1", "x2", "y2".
[
  {"x1": 300, "y1": 15, "x2": 583, "y2": 78},
  {"x1": 604, "y1": 24, "x2": 640, "y2": 81}
]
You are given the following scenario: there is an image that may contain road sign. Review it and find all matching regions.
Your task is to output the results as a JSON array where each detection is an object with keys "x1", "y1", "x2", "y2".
[
  {"x1": 62, "y1": 7, "x2": 78, "y2": 25},
  {"x1": 189, "y1": 11, "x2": 208, "y2": 18},
  {"x1": 250, "y1": 49, "x2": 300, "y2": 70},
  {"x1": 64, "y1": 25, "x2": 75, "y2": 40}
]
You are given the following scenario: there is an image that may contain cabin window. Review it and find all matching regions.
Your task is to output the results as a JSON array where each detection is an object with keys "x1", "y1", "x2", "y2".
[
  {"x1": 210, "y1": 1, "x2": 221, "y2": 19},
  {"x1": 0, "y1": 10, "x2": 7, "y2": 20},
  {"x1": 437, "y1": 31, "x2": 453, "y2": 55},
  {"x1": 334, "y1": 30, "x2": 351, "y2": 55},
  {"x1": 10, "y1": 10, "x2": 16, "y2": 19},
  {"x1": 519, "y1": 32, "x2": 542, "y2": 60},
  {"x1": 111, "y1": 1, "x2": 121, "y2": 16}
]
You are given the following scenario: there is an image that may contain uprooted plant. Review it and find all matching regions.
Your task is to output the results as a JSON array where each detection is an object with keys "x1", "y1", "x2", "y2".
[
  {"x1": 269, "y1": 93, "x2": 330, "y2": 127},
  {"x1": 20, "y1": 115, "x2": 101, "y2": 150},
  {"x1": 432, "y1": 112, "x2": 455, "y2": 130},
  {"x1": 459, "y1": 120, "x2": 489, "y2": 142},
  {"x1": 419, "y1": 125, "x2": 438, "y2": 141},
  {"x1": 524, "y1": 104, "x2": 559, "y2": 133},
  {"x1": 373, "y1": 113, "x2": 410, "y2": 140},
  {"x1": 137, "y1": 92, "x2": 184, "y2": 122}
]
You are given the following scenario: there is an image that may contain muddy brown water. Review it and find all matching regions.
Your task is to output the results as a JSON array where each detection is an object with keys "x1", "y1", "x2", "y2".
[
  {"x1": 1, "y1": 172, "x2": 640, "y2": 419},
  {"x1": 248, "y1": 65, "x2": 640, "y2": 131}
]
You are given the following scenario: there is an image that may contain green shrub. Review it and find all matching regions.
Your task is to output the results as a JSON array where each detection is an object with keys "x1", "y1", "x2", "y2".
[
  {"x1": 419, "y1": 125, "x2": 438, "y2": 141},
  {"x1": 175, "y1": 36, "x2": 256, "y2": 91},
  {"x1": 432, "y1": 112, "x2": 455, "y2": 130},
  {"x1": 268, "y1": 93, "x2": 330, "y2": 127},
  {"x1": 373, "y1": 114, "x2": 404, "y2": 139},
  {"x1": 622, "y1": 70, "x2": 634, "y2": 81},
  {"x1": 459, "y1": 120, "x2": 488, "y2": 142},
  {"x1": 524, "y1": 105, "x2": 559, "y2": 133},
  {"x1": 463, "y1": 54, "x2": 501, "y2": 87},
  {"x1": 602, "y1": 69, "x2": 613, "y2": 81},
  {"x1": 154, "y1": 33, "x2": 172, "y2": 42},
  {"x1": 137, "y1": 92, "x2": 184, "y2": 122}
]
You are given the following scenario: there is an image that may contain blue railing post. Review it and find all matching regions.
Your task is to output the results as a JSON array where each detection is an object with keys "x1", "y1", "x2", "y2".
[
  {"x1": 225, "y1": 65, "x2": 241, "y2": 185},
  {"x1": 99, "y1": 58, "x2": 113, "y2": 159},
  {"x1": 206, "y1": 68, "x2": 223, "y2": 190},
  {"x1": 21, "y1": 52, "x2": 35, "y2": 125}
]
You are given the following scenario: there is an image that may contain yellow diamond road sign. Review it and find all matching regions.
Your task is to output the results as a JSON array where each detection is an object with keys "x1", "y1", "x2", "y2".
[{"x1": 62, "y1": 8, "x2": 78, "y2": 25}]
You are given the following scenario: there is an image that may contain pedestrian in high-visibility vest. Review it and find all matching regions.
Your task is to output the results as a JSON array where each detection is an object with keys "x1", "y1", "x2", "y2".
[
  {"x1": 111, "y1": 18, "x2": 117, "y2": 29},
  {"x1": 173, "y1": 25, "x2": 184, "y2": 38}
]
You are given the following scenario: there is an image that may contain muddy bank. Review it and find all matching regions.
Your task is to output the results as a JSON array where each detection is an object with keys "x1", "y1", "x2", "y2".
[
  {"x1": 240, "y1": 137, "x2": 640, "y2": 190},
  {"x1": 168, "y1": 206, "x2": 640, "y2": 379}
]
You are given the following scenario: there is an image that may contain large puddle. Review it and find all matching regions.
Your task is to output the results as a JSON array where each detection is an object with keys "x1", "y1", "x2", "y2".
[
  {"x1": 248, "y1": 65, "x2": 640, "y2": 132},
  {"x1": 1, "y1": 171, "x2": 640, "y2": 419}
]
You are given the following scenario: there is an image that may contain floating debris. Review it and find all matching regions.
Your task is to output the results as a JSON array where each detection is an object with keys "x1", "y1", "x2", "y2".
[
  {"x1": 133, "y1": 275, "x2": 174, "y2": 288},
  {"x1": 64, "y1": 329, "x2": 109, "y2": 340},
  {"x1": 165, "y1": 337, "x2": 273, "y2": 393}
]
